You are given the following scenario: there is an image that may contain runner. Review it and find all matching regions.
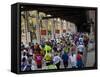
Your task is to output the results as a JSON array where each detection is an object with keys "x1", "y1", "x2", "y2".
[
  {"x1": 53, "y1": 53, "x2": 62, "y2": 69},
  {"x1": 77, "y1": 52, "x2": 84, "y2": 68},
  {"x1": 62, "y1": 51, "x2": 69, "y2": 68},
  {"x1": 69, "y1": 53, "x2": 77, "y2": 68},
  {"x1": 35, "y1": 51, "x2": 43, "y2": 69},
  {"x1": 44, "y1": 52, "x2": 52, "y2": 66}
]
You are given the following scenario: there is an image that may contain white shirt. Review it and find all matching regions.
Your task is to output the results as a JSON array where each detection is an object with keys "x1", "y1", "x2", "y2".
[
  {"x1": 79, "y1": 37, "x2": 83, "y2": 42},
  {"x1": 53, "y1": 56, "x2": 62, "y2": 64},
  {"x1": 21, "y1": 55, "x2": 28, "y2": 60},
  {"x1": 77, "y1": 45, "x2": 85, "y2": 52},
  {"x1": 28, "y1": 48, "x2": 33, "y2": 55},
  {"x1": 69, "y1": 54, "x2": 77, "y2": 66}
]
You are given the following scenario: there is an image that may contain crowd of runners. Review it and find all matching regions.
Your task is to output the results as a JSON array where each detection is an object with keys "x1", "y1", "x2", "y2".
[{"x1": 21, "y1": 32, "x2": 95, "y2": 71}]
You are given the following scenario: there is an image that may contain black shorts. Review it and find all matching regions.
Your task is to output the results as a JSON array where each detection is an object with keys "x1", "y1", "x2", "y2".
[
  {"x1": 37, "y1": 64, "x2": 42, "y2": 68},
  {"x1": 63, "y1": 61, "x2": 68, "y2": 67}
]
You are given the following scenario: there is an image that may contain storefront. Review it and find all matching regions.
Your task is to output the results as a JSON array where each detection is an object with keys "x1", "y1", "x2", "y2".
[{"x1": 21, "y1": 10, "x2": 77, "y2": 45}]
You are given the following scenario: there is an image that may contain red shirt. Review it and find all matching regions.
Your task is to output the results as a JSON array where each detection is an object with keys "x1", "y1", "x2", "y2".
[{"x1": 77, "y1": 54, "x2": 82, "y2": 61}]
